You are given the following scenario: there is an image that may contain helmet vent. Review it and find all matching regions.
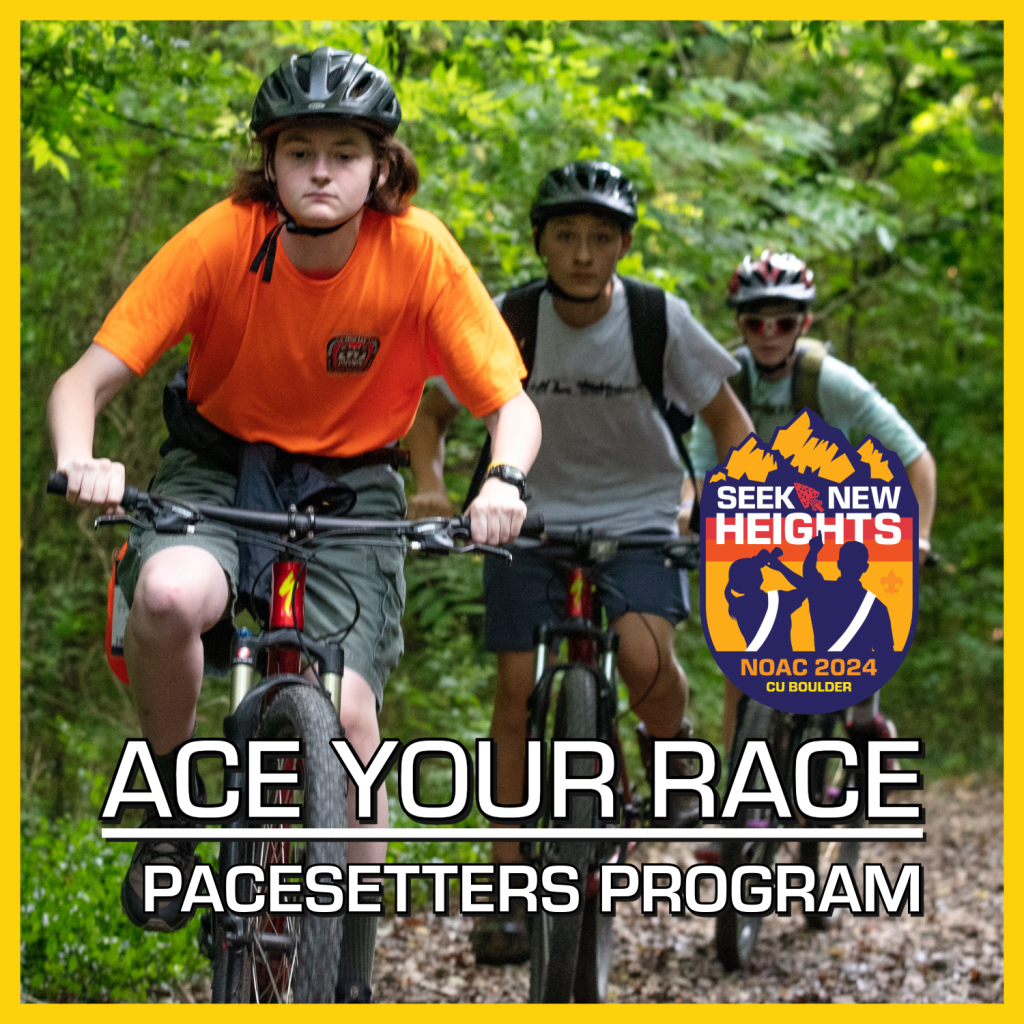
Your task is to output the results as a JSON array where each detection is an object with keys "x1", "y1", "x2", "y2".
[
  {"x1": 350, "y1": 71, "x2": 374, "y2": 98},
  {"x1": 294, "y1": 62, "x2": 311, "y2": 93},
  {"x1": 327, "y1": 65, "x2": 346, "y2": 93}
]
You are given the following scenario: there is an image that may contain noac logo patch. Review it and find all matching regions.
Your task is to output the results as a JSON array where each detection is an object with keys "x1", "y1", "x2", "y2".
[{"x1": 700, "y1": 409, "x2": 919, "y2": 712}]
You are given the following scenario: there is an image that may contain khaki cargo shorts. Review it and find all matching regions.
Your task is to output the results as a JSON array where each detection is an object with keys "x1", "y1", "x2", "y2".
[{"x1": 117, "y1": 447, "x2": 407, "y2": 707}]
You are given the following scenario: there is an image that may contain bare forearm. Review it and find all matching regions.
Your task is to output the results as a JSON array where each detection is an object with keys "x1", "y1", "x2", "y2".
[
  {"x1": 482, "y1": 389, "x2": 541, "y2": 474},
  {"x1": 701, "y1": 382, "x2": 754, "y2": 463},
  {"x1": 47, "y1": 344, "x2": 133, "y2": 467},
  {"x1": 46, "y1": 344, "x2": 135, "y2": 505},
  {"x1": 406, "y1": 415, "x2": 447, "y2": 496},
  {"x1": 47, "y1": 370, "x2": 100, "y2": 466},
  {"x1": 907, "y1": 449, "x2": 936, "y2": 542}
]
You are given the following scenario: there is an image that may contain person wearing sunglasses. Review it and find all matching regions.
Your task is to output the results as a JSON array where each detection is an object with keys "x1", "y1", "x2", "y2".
[{"x1": 687, "y1": 250, "x2": 937, "y2": 850}]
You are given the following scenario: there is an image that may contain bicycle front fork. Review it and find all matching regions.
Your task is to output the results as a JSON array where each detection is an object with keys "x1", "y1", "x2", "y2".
[
  {"x1": 533, "y1": 638, "x2": 617, "y2": 687},
  {"x1": 228, "y1": 630, "x2": 344, "y2": 715}
]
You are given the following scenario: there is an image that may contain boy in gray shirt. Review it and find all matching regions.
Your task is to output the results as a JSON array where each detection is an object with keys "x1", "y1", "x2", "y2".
[{"x1": 407, "y1": 161, "x2": 753, "y2": 964}]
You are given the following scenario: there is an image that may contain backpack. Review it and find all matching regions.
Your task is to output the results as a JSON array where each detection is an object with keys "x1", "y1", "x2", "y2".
[
  {"x1": 728, "y1": 337, "x2": 830, "y2": 417},
  {"x1": 464, "y1": 276, "x2": 700, "y2": 531}
]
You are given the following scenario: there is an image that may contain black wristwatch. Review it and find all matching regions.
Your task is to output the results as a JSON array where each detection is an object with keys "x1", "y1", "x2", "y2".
[{"x1": 485, "y1": 463, "x2": 528, "y2": 501}]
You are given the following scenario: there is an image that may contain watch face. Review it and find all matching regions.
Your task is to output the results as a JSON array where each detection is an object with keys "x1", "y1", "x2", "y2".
[{"x1": 489, "y1": 464, "x2": 526, "y2": 497}]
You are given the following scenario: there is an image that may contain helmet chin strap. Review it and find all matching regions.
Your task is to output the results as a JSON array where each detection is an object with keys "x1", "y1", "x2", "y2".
[
  {"x1": 545, "y1": 275, "x2": 606, "y2": 304},
  {"x1": 250, "y1": 197, "x2": 365, "y2": 283},
  {"x1": 280, "y1": 199, "x2": 362, "y2": 237},
  {"x1": 753, "y1": 339, "x2": 799, "y2": 375}
]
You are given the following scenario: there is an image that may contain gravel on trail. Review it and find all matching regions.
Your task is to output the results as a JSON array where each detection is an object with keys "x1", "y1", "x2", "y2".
[{"x1": 371, "y1": 778, "x2": 1003, "y2": 1004}]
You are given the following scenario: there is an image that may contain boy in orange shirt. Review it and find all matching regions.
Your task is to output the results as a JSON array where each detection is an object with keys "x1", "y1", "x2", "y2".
[{"x1": 47, "y1": 48, "x2": 541, "y2": 1001}]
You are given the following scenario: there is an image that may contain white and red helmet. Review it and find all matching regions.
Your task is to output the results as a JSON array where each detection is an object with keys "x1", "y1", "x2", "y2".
[{"x1": 727, "y1": 250, "x2": 816, "y2": 307}]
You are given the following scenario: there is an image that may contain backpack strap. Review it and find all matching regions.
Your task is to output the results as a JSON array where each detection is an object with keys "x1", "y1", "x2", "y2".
[
  {"x1": 463, "y1": 279, "x2": 546, "y2": 510},
  {"x1": 622, "y1": 276, "x2": 700, "y2": 531},
  {"x1": 728, "y1": 343, "x2": 754, "y2": 412},
  {"x1": 500, "y1": 279, "x2": 546, "y2": 384},
  {"x1": 790, "y1": 338, "x2": 828, "y2": 417},
  {"x1": 623, "y1": 276, "x2": 669, "y2": 407}
]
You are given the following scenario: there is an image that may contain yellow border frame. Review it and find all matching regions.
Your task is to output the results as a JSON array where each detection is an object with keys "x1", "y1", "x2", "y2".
[{"x1": 12, "y1": 5, "x2": 1012, "y2": 1017}]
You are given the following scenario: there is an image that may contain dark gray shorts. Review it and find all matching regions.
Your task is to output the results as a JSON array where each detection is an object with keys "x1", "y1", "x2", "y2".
[
  {"x1": 483, "y1": 539, "x2": 690, "y2": 652},
  {"x1": 116, "y1": 447, "x2": 406, "y2": 707}
]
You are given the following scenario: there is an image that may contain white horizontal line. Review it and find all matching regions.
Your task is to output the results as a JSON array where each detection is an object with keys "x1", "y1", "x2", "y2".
[{"x1": 102, "y1": 827, "x2": 924, "y2": 843}]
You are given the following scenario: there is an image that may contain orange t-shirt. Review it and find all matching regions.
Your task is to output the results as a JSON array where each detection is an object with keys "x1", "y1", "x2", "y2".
[{"x1": 94, "y1": 200, "x2": 525, "y2": 457}]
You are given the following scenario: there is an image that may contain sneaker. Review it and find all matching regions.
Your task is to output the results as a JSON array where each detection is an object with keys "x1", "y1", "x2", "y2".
[
  {"x1": 470, "y1": 904, "x2": 531, "y2": 966},
  {"x1": 120, "y1": 811, "x2": 202, "y2": 932},
  {"x1": 121, "y1": 753, "x2": 206, "y2": 933},
  {"x1": 636, "y1": 719, "x2": 701, "y2": 827}
]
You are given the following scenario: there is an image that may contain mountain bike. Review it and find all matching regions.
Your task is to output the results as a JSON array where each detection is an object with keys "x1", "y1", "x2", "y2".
[
  {"x1": 518, "y1": 528, "x2": 699, "y2": 1003},
  {"x1": 714, "y1": 693, "x2": 865, "y2": 970},
  {"x1": 47, "y1": 470, "x2": 540, "y2": 1003}
]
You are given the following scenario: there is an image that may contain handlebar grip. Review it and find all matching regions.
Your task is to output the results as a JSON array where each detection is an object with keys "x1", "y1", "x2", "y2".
[
  {"x1": 47, "y1": 471, "x2": 68, "y2": 496},
  {"x1": 46, "y1": 470, "x2": 140, "y2": 511},
  {"x1": 520, "y1": 512, "x2": 545, "y2": 539},
  {"x1": 456, "y1": 511, "x2": 545, "y2": 539}
]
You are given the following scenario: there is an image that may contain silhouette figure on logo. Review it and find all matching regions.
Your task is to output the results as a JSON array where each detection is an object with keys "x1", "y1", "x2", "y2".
[
  {"x1": 726, "y1": 547, "x2": 808, "y2": 652},
  {"x1": 803, "y1": 534, "x2": 894, "y2": 652}
]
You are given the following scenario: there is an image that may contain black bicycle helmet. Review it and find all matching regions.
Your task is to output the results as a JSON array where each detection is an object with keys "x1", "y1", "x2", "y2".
[
  {"x1": 251, "y1": 47, "x2": 401, "y2": 137},
  {"x1": 530, "y1": 160, "x2": 639, "y2": 233},
  {"x1": 727, "y1": 250, "x2": 816, "y2": 307}
]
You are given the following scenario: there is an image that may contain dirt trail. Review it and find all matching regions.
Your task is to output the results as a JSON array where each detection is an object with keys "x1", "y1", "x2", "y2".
[{"x1": 372, "y1": 778, "x2": 1003, "y2": 1004}]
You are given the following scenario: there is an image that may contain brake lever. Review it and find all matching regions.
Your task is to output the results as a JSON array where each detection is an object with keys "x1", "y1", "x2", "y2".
[
  {"x1": 93, "y1": 513, "x2": 143, "y2": 529},
  {"x1": 457, "y1": 543, "x2": 512, "y2": 562}
]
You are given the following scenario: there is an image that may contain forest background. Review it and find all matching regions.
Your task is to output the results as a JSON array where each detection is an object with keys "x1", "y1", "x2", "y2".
[{"x1": 20, "y1": 20, "x2": 1003, "y2": 1001}]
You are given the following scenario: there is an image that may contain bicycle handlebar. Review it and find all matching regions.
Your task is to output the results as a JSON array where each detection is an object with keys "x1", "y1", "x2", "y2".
[
  {"x1": 534, "y1": 526, "x2": 701, "y2": 570},
  {"x1": 46, "y1": 471, "x2": 544, "y2": 542}
]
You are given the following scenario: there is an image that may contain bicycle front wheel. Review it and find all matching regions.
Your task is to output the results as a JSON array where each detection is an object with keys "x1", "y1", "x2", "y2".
[
  {"x1": 530, "y1": 666, "x2": 602, "y2": 1004},
  {"x1": 215, "y1": 678, "x2": 348, "y2": 1004}
]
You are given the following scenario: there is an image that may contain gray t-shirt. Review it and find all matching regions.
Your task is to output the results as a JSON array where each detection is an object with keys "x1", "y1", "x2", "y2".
[
  {"x1": 473, "y1": 277, "x2": 737, "y2": 534},
  {"x1": 688, "y1": 352, "x2": 928, "y2": 478}
]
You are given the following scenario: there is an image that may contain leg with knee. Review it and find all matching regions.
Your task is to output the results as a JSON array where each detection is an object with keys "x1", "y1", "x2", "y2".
[
  {"x1": 124, "y1": 545, "x2": 229, "y2": 754},
  {"x1": 613, "y1": 612, "x2": 686, "y2": 737}
]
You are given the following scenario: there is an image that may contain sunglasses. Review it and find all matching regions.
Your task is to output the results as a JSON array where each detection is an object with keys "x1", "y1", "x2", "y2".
[{"x1": 739, "y1": 313, "x2": 804, "y2": 335}]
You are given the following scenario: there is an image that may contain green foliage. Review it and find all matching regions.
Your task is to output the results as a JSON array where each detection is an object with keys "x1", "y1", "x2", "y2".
[
  {"x1": 21, "y1": 817, "x2": 209, "y2": 1001},
  {"x1": 21, "y1": 19, "x2": 1001, "y2": 996}
]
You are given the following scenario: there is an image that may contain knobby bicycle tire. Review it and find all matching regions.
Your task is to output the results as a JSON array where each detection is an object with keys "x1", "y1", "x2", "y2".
[
  {"x1": 212, "y1": 678, "x2": 347, "y2": 1004},
  {"x1": 530, "y1": 666, "x2": 602, "y2": 1003},
  {"x1": 716, "y1": 697, "x2": 778, "y2": 971},
  {"x1": 798, "y1": 713, "x2": 863, "y2": 931},
  {"x1": 573, "y1": 890, "x2": 614, "y2": 1003}
]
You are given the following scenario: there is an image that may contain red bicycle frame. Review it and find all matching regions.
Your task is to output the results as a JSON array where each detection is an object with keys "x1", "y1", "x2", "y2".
[{"x1": 268, "y1": 561, "x2": 307, "y2": 676}]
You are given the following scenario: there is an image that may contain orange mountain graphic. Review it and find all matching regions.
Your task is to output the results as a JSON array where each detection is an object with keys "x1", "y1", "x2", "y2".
[
  {"x1": 858, "y1": 439, "x2": 894, "y2": 481},
  {"x1": 725, "y1": 437, "x2": 778, "y2": 481},
  {"x1": 771, "y1": 413, "x2": 854, "y2": 483}
]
